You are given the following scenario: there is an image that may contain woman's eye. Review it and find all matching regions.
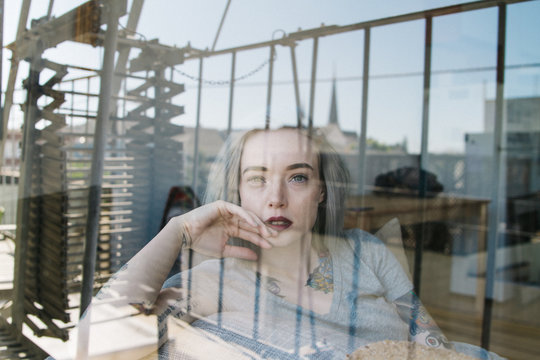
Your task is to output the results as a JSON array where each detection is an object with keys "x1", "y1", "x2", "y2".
[
  {"x1": 290, "y1": 174, "x2": 308, "y2": 183},
  {"x1": 247, "y1": 176, "x2": 265, "y2": 185}
]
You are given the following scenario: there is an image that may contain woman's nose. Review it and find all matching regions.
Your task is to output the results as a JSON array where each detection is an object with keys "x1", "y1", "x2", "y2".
[{"x1": 267, "y1": 181, "x2": 286, "y2": 208}]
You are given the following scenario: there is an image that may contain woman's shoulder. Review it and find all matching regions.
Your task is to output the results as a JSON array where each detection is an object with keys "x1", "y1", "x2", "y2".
[
  {"x1": 335, "y1": 228, "x2": 413, "y2": 300},
  {"x1": 330, "y1": 228, "x2": 399, "y2": 270},
  {"x1": 343, "y1": 228, "x2": 380, "y2": 241},
  {"x1": 334, "y1": 228, "x2": 386, "y2": 253}
]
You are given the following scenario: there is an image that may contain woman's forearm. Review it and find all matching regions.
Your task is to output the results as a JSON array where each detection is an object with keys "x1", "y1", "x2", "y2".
[
  {"x1": 92, "y1": 200, "x2": 272, "y2": 311},
  {"x1": 95, "y1": 216, "x2": 188, "y2": 309},
  {"x1": 394, "y1": 291, "x2": 454, "y2": 350}
]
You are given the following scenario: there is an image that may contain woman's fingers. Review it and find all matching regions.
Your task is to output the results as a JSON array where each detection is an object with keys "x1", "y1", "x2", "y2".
[
  {"x1": 223, "y1": 202, "x2": 277, "y2": 238},
  {"x1": 231, "y1": 226, "x2": 272, "y2": 249},
  {"x1": 188, "y1": 201, "x2": 275, "y2": 258}
]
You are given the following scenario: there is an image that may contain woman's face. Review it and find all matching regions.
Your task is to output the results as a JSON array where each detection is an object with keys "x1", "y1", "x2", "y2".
[{"x1": 239, "y1": 129, "x2": 325, "y2": 247}]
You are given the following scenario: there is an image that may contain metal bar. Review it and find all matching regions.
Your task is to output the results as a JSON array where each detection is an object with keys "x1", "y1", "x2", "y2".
[
  {"x1": 0, "y1": 0, "x2": 3, "y2": 140},
  {"x1": 148, "y1": 67, "x2": 163, "y2": 239},
  {"x1": 413, "y1": 16, "x2": 433, "y2": 295},
  {"x1": 70, "y1": 80, "x2": 75, "y2": 132},
  {"x1": 12, "y1": 51, "x2": 42, "y2": 337},
  {"x1": 307, "y1": 37, "x2": 319, "y2": 132},
  {"x1": 226, "y1": 52, "x2": 236, "y2": 136},
  {"x1": 46, "y1": 0, "x2": 54, "y2": 19},
  {"x1": 0, "y1": 0, "x2": 31, "y2": 167},
  {"x1": 482, "y1": 3, "x2": 507, "y2": 350},
  {"x1": 335, "y1": 0, "x2": 522, "y2": 36},
  {"x1": 86, "y1": 77, "x2": 91, "y2": 134},
  {"x1": 211, "y1": 0, "x2": 232, "y2": 52},
  {"x1": 7, "y1": 1, "x2": 126, "y2": 58},
  {"x1": 221, "y1": 52, "x2": 236, "y2": 207},
  {"x1": 357, "y1": 28, "x2": 370, "y2": 195},
  {"x1": 183, "y1": 0, "x2": 531, "y2": 60},
  {"x1": 265, "y1": 45, "x2": 275, "y2": 129},
  {"x1": 419, "y1": 16, "x2": 432, "y2": 172},
  {"x1": 111, "y1": 0, "x2": 144, "y2": 103},
  {"x1": 192, "y1": 58, "x2": 204, "y2": 194},
  {"x1": 156, "y1": 62, "x2": 540, "y2": 90},
  {"x1": 289, "y1": 45, "x2": 302, "y2": 128},
  {"x1": 80, "y1": 1, "x2": 121, "y2": 317}
]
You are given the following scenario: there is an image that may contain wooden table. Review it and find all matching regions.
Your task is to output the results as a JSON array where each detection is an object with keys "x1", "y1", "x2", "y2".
[
  {"x1": 345, "y1": 193, "x2": 489, "y2": 237},
  {"x1": 345, "y1": 193, "x2": 490, "y2": 310}
]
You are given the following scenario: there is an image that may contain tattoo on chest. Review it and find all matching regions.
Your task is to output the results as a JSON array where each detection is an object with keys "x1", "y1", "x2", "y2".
[
  {"x1": 305, "y1": 251, "x2": 334, "y2": 294},
  {"x1": 266, "y1": 276, "x2": 285, "y2": 298},
  {"x1": 261, "y1": 251, "x2": 334, "y2": 298}
]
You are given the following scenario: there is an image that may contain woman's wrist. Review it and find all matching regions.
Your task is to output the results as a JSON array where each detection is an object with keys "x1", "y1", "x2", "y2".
[{"x1": 172, "y1": 215, "x2": 192, "y2": 250}]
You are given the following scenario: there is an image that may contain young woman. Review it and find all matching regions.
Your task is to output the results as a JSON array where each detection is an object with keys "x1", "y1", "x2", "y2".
[{"x1": 92, "y1": 127, "x2": 456, "y2": 359}]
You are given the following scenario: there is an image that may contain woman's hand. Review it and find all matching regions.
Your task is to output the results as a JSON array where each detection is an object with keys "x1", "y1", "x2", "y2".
[{"x1": 176, "y1": 200, "x2": 275, "y2": 260}]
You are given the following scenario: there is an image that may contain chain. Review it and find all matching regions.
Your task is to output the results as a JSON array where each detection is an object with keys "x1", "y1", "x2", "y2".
[{"x1": 173, "y1": 55, "x2": 275, "y2": 86}]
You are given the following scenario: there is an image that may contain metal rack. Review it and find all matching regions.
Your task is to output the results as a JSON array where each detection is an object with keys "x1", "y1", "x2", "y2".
[{"x1": 3, "y1": 0, "x2": 186, "y2": 343}]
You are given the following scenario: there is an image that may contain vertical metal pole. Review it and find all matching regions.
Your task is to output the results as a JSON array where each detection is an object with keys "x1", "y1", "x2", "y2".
[
  {"x1": 414, "y1": 16, "x2": 433, "y2": 295},
  {"x1": 0, "y1": 0, "x2": 3, "y2": 131},
  {"x1": 222, "y1": 52, "x2": 235, "y2": 210},
  {"x1": 192, "y1": 58, "x2": 204, "y2": 195},
  {"x1": 357, "y1": 28, "x2": 370, "y2": 195},
  {"x1": 0, "y1": 0, "x2": 31, "y2": 167},
  {"x1": 289, "y1": 45, "x2": 302, "y2": 128},
  {"x1": 0, "y1": 0, "x2": 5, "y2": 172},
  {"x1": 419, "y1": 17, "x2": 432, "y2": 172},
  {"x1": 482, "y1": 4, "x2": 507, "y2": 350},
  {"x1": 149, "y1": 67, "x2": 163, "y2": 239},
  {"x1": 85, "y1": 77, "x2": 91, "y2": 134},
  {"x1": 265, "y1": 45, "x2": 275, "y2": 129},
  {"x1": 169, "y1": 66, "x2": 174, "y2": 103},
  {"x1": 46, "y1": 0, "x2": 54, "y2": 19},
  {"x1": 71, "y1": 80, "x2": 75, "y2": 132},
  {"x1": 227, "y1": 52, "x2": 236, "y2": 137},
  {"x1": 111, "y1": 0, "x2": 144, "y2": 99},
  {"x1": 216, "y1": 58, "x2": 233, "y2": 322},
  {"x1": 12, "y1": 51, "x2": 42, "y2": 336},
  {"x1": 121, "y1": 73, "x2": 127, "y2": 140},
  {"x1": 79, "y1": 3, "x2": 120, "y2": 317},
  {"x1": 307, "y1": 37, "x2": 319, "y2": 132}
]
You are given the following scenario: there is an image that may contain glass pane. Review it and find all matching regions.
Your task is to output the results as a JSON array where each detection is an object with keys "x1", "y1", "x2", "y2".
[
  {"x1": 492, "y1": 2, "x2": 540, "y2": 359},
  {"x1": 422, "y1": 7, "x2": 499, "y2": 353},
  {"x1": 1, "y1": 1, "x2": 538, "y2": 359}
]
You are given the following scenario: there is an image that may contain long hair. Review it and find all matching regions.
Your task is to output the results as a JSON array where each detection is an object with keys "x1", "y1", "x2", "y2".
[{"x1": 203, "y1": 127, "x2": 350, "y2": 240}]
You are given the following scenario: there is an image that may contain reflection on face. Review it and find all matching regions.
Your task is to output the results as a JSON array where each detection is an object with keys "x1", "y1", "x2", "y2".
[{"x1": 239, "y1": 129, "x2": 325, "y2": 247}]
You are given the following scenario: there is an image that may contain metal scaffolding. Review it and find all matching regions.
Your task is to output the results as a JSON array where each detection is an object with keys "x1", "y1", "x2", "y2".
[
  {"x1": 4, "y1": 0, "x2": 187, "y2": 343},
  {"x1": 0, "y1": 0, "x2": 535, "y2": 356}
]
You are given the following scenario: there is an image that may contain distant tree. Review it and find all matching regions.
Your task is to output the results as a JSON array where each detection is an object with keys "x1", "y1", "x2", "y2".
[{"x1": 367, "y1": 137, "x2": 408, "y2": 153}]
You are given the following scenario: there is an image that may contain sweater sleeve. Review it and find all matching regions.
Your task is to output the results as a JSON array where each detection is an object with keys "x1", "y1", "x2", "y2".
[{"x1": 347, "y1": 229, "x2": 413, "y2": 301}]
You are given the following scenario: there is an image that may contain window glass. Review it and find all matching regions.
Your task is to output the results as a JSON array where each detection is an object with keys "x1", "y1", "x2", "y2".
[{"x1": 1, "y1": 1, "x2": 538, "y2": 359}]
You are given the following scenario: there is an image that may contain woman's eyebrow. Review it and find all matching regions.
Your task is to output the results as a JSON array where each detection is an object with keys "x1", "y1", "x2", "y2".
[
  {"x1": 242, "y1": 163, "x2": 313, "y2": 175},
  {"x1": 286, "y1": 163, "x2": 314, "y2": 171},
  {"x1": 242, "y1": 166, "x2": 267, "y2": 175}
]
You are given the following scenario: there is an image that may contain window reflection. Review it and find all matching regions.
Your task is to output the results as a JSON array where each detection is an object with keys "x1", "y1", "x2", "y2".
[{"x1": 0, "y1": 1, "x2": 538, "y2": 359}]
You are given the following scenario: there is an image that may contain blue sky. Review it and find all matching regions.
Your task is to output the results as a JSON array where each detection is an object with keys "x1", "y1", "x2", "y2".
[{"x1": 3, "y1": 0, "x2": 540, "y2": 153}]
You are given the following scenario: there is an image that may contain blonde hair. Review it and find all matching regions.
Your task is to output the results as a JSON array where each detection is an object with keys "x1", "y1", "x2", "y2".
[{"x1": 203, "y1": 127, "x2": 350, "y2": 238}]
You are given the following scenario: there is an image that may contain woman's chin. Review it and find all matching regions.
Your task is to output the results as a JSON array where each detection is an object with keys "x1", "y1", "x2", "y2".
[{"x1": 265, "y1": 229, "x2": 310, "y2": 248}]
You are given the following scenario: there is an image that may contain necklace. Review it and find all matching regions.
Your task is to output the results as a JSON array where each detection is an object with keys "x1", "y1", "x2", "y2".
[{"x1": 306, "y1": 251, "x2": 334, "y2": 294}]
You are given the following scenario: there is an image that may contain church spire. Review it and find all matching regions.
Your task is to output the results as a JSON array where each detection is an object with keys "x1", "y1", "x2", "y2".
[{"x1": 328, "y1": 76, "x2": 339, "y2": 126}]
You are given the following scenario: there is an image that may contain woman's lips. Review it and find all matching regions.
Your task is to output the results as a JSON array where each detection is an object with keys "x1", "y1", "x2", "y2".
[{"x1": 265, "y1": 216, "x2": 292, "y2": 231}]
